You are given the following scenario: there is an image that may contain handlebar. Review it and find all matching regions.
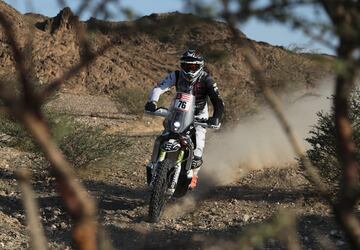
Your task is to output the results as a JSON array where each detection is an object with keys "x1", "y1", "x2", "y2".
[
  {"x1": 144, "y1": 108, "x2": 220, "y2": 129},
  {"x1": 144, "y1": 107, "x2": 170, "y2": 118},
  {"x1": 194, "y1": 121, "x2": 220, "y2": 129}
]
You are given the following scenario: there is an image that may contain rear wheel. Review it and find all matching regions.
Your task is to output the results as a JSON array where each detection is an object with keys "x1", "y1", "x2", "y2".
[{"x1": 148, "y1": 158, "x2": 173, "y2": 222}]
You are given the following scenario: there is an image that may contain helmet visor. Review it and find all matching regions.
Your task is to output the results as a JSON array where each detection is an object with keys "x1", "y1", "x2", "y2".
[{"x1": 181, "y1": 63, "x2": 201, "y2": 73}]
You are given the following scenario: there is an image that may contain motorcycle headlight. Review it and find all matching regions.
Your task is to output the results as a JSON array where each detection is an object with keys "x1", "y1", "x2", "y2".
[{"x1": 173, "y1": 121, "x2": 181, "y2": 129}]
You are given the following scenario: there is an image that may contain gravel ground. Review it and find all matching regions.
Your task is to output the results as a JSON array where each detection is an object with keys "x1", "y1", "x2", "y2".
[
  {"x1": 0, "y1": 93, "x2": 351, "y2": 249},
  {"x1": 0, "y1": 137, "x2": 350, "y2": 249}
]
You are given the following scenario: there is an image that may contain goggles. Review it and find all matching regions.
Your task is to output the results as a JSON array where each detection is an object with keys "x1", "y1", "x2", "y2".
[{"x1": 181, "y1": 62, "x2": 201, "y2": 73}]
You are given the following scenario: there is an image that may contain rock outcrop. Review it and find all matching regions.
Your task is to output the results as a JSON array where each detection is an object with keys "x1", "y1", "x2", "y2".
[{"x1": 0, "y1": 1, "x2": 332, "y2": 119}]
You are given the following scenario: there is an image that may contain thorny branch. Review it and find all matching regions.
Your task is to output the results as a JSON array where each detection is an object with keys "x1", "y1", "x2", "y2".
[
  {"x1": 38, "y1": 41, "x2": 114, "y2": 102},
  {"x1": 320, "y1": 1, "x2": 360, "y2": 248},
  {"x1": 0, "y1": 9, "x2": 99, "y2": 250},
  {"x1": 219, "y1": 0, "x2": 335, "y2": 52},
  {"x1": 0, "y1": 13, "x2": 36, "y2": 106},
  {"x1": 221, "y1": 1, "x2": 329, "y2": 197},
  {"x1": 221, "y1": 0, "x2": 360, "y2": 248},
  {"x1": 206, "y1": 211, "x2": 301, "y2": 250},
  {"x1": 16, "y1": 169, "x2": 48, "y2": 250},
  {"x1": 245, "y1": 50, "x2": 329, "y2": 195},
  {"x1": 57, "y1": 0, "x2": 134, "y2": 21},
  {"x1": 1, "y1": 0, "x2": 360, "y2": 249}
]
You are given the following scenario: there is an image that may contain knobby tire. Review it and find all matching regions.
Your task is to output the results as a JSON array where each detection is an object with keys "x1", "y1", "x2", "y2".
[{"x1": 148, "y1": 159, "x2": 172, "y2": 222}]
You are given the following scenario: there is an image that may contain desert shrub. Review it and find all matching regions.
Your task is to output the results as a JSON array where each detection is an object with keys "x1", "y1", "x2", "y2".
[
  {"x1": 286, "y1": 44, "x2": 307, "y2": 53},
  {"x1": 55, "y1": 118, "x2": 129, "y2": 167},
  {"x1": 49, "y1": 114, "x2": 130, "y2": 168},
  {"x1": 135, "y1": 13, "x2": 206, "y2": 44},
  {"x1": 303, "y1": 89, "x2": 360, "y2": 189},
  {"x1": 113, "y1": 87, "x2": 148, "y2": 114},
  {"x1": 0, "y1": 113, "x2": 38, "y2": 152},
  {"x1": 202, "y1": 48, "x2": 230, "y2": 63},
  {"x1": 185, "y1": 42, "x2": 230, "y2": 64},
  {"x1": 0, "y1": 112, "x2": 130, "y2": 168}
]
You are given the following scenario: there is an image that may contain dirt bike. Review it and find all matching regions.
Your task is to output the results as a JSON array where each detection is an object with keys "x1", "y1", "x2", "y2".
[{"x1": 145, "y1": 92, "x2": 218, "y2": 222}]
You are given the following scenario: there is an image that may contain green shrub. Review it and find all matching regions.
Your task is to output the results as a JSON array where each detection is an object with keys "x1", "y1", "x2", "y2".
[
  {"x1": 49, "y1": 113, "x2": 130, "y2": 168},
  {"x1": 203, "y1": 48, "x2": 230, "y2": 63},
  {"x1": 185, "y1": 42, "x2": 230, "y2": 64},
  {"x1": 303, "y1": 89, "x2": 360, "y2": 189},
  {"x1": 0, "y1": 112, "x2": 130, "y2": 168},
  {"x1": 113, "y1": 87, "x2": 148, "y2": 115},
  {"x1": 0, "y1": 114, "x2": 38, "y2": 152}
]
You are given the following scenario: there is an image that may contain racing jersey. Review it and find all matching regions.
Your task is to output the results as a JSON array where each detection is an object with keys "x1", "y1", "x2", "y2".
[{"x1": 149, "y1": 71, "x2": 224, "y2": 120}]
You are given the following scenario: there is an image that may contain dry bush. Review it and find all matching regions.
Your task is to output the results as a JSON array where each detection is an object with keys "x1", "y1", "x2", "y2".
[{"x1": 303, "y1": 89, "x2": 360, "y2": 192}]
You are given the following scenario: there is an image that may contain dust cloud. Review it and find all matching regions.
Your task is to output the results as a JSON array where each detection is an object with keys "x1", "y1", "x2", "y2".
[
  {"x1": 202, "y1": 79, "x2": 334, "y2": 186},
  {"x1": 164, "y1": 80, "x2": 335, "y2": 217}
]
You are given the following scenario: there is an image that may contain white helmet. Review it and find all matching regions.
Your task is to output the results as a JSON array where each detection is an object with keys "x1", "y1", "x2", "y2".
[{"x1": 180, "y1": 49, "x2": 204, "y2": 83}]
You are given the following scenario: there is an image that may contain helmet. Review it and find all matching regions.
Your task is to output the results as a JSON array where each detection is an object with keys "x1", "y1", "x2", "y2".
[{"x1": 180, "y1": 49, "x2": 204, "y2": 83}]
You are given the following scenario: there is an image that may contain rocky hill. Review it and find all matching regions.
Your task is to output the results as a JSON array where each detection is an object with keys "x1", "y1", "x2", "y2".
[{"x1": 0, "y1": 0, "x2": 332, "y2": 120}]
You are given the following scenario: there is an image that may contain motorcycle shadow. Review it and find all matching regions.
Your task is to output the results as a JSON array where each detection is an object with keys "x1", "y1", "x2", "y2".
[{"x1": 84, "y1": 180, "x2": 150, "y2": 221}]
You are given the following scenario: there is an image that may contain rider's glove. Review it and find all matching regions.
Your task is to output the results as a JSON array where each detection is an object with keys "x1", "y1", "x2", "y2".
[
  {"x1": 145, "y1": 101, "x2": 157, "y2": 112},
  {"x1": 207, "y1": 117, "x2": 221, "y2": 128}
]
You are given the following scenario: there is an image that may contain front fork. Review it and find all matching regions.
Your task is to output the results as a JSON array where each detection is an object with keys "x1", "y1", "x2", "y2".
[
  {"x1": 146, "y1": 150, "x2": 166, "y2": 186},
  {"x1": 168, "y1": 150, "x2": 184, "y2": 194},
  {"x1": 148, "y1": 149, "x2": 184, "y2": 195}
]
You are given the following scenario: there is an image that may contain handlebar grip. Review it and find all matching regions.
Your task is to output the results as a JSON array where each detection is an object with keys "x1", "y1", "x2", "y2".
[
  {"x1": 144, "y1": 108, "x2": 170, "y2": 118},
  {"x1": 193, "y1": 122, "x2": 221, "y2": 129}
]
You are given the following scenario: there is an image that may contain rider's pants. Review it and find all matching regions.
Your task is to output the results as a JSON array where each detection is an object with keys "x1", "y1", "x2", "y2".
[{"x1": 194, "y1": 105, "x2": 208, "y2": 159}]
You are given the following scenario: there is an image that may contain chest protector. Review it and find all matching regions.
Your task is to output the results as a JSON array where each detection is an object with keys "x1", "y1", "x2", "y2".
[{"x1": 175, "y1": 71, "x2": 208, "y2": 114}]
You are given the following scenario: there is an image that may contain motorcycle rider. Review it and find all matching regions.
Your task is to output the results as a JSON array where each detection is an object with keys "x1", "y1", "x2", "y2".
[{"x1": 144, "y1": 49, "x2": 224, "y2": 189}]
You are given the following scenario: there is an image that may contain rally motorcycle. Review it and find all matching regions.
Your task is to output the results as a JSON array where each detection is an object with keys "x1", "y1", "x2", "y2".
[{"x1": 145, "y1": 92, "x2": 218, "y2": 222}]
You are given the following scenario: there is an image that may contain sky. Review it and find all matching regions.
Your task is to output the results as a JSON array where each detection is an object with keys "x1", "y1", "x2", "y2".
[{"x1": 4, "y1": 0, "x2": 335, "y2": 55}]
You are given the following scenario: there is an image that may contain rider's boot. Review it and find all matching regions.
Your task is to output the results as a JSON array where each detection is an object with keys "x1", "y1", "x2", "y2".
[
  {"x1": 189, "y1": 175, "x2": 198, "y2": 190},
  {"x1": 189, "y1": 156, "x2": 203, "y2": 189}
]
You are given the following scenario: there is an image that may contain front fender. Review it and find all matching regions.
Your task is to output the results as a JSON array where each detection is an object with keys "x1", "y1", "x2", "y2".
[{"x1": 160, "y1": 139, "x2": 181, "y2": 152}]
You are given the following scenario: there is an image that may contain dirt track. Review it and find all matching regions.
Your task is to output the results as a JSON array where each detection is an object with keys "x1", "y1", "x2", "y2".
[
  {"x1": 0, "y1": 2, "x2": 339, "y2": 249},
  {"x1": 0, "y1": 93, "x2": 350, "y2": 249}
]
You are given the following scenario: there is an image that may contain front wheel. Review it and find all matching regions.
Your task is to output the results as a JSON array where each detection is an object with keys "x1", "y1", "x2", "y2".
[{"x1": 148, "y1": 158, "x2": 173, "y2": 222}]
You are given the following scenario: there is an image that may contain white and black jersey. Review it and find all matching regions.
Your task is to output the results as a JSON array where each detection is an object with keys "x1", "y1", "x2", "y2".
[{"x1": 149, "y1": 70, "x2": 224, "y2": 120}]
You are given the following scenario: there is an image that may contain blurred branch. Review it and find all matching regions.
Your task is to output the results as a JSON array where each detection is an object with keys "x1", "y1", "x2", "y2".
[
  {"x1": 0, "y1": 82, "x2": 12, "y2": 104},
  {"x1": 320, "y1": 1, "x2": 360, "y2": 247},
  {"x1": 38, "y1": 41, "x2": 113, "y2": 102},
  {"x1": 222, "y1": 0, "x2": 317, "y2": 22},
  {"x1": 74, "y1": 0, "x2": 91, "y2": 17},
  {"x1": 220, "y1": 0, "x2": 335, "y2": 52},
  {"x1": 244, "y1": 49, "x2": 329, "y2": 196},
  {"x1": 287, "y1": 15, "x2": 335, "y2": 51},
  {"x1": 206, "y1": 211, "x2": 300, "y2": 250},
  {"x1": 0, "y1": 13, "x2": 35, "y2": 106},
  {"x1": 332, "y1": 53, "x2": 360, "y2": 248},
  {"x1": 20, "y1": 111, "x2": 98, "y2": 250},
  {"x1": 0, "y1": 106, "x2": 9, "y2": 114},
  {"x1": 221, "y1": 0, "x2": 360, "y2": 248},
  {"x1": 25, "y1": 0, "x2": 34, "y2": 12},
  {"x1": 36, "y1": 2, "x2": 119, "y2": 102},
  {"x1": 314, "y1": 229, "x2": 337, "y2": 250},
  {"x1": 91, "y1": 0, "x2": 114, "y2": 19},
  {"x1": 247, "y1": 211, "x2": 300, "y2": 250},
  {"x1": 56, "y1": 0, "x2": 131, "y2": 21},
  {"x1": 0, "y1": 8, "x2": 98, "y2": 250},
  {"x1": 56, "y1": 0, "x2": 67, "y2": 8},
  {"x1": 221, "y1": 2, "x2": 329, "y2": 198},
  {"x1": 16, "y1": 169, "x2": 48, "y2": 250}
]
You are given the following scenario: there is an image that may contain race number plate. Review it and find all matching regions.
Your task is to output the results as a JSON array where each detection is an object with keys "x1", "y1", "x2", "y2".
[{"x1": 175, "y1": 93, "x2": 193, "y2": 112}]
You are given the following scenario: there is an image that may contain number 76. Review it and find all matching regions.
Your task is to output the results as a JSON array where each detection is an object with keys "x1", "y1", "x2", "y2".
[{"x1": 178, "y1": 101, "x2": 187, "y2": 109}]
